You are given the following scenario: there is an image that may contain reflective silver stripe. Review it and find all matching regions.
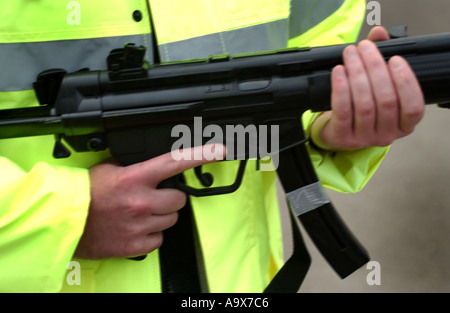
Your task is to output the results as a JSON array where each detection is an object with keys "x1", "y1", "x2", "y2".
[
  {"x1": 286, "y1": 182, "x2": 330, "y2": 216},
  {"x1": 1, "y1": 19, "x2": 289, "y2": 92},
  {"x1": 0, "y1": 34, "x2": 153, "y2": 92},
  {"x1": 159, "y1": 19, "x2": 289, "y2": 62},
  {"x1": 289, "y1": 0, "x2": 345, "y2": 39},
  {"x1": 1, "y1": 3, "x2": 346, "y2": 92}
]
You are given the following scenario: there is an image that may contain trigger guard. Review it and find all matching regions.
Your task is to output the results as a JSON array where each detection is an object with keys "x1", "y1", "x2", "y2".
[{"x1": 177, "y1": 160, "x2": 247, "y2": 197}]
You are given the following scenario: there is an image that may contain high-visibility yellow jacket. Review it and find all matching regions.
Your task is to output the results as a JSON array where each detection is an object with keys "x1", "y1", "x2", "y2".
[{"x1": 0, "y1": 0, "x2": 388, "y2": 292}]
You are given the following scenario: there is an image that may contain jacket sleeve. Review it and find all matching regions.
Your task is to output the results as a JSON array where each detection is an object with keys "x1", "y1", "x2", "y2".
[
  {"x1": 289, "y1": 0, "x2": 389, "y2": 193},
  {"x1": 302, "y1": 112, "x2": 389, "y2": 193},
  {"x1": 0, "y1": 158, "x2": 90, "y2": 292}
]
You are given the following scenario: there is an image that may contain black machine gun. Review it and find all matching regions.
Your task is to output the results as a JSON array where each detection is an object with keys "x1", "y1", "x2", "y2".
[{"x1": 1, "y1": 30, "x2": 450, "y2": 292}]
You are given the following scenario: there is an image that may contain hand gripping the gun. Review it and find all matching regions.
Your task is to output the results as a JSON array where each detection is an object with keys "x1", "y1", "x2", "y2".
[
  {"x1": 76, "y1": 144, "x2": 226, "y2": 260},
  {"x1": 312, "y1": 27, "x2": 424, "y2": 151}
]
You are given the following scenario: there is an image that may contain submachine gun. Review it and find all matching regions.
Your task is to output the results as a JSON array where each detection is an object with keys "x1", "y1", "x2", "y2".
[{"x1": 1, "y1": 29, "x2": 450, "y2": 292}]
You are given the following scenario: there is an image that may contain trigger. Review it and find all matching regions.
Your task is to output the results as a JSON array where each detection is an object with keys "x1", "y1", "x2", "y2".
[{"x1": 194, "y1": 166, "x2": 214, "y2": 187}]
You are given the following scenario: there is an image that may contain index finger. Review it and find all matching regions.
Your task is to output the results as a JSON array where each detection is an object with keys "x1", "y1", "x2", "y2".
[{"x1": 134, "y1": 144, "x2": 227, "y2": 186}]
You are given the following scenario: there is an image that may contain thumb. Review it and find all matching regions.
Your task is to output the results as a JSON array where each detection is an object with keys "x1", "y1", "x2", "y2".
[{"x1": 367, "y1": 26, "x2": 390, "y2": 42}]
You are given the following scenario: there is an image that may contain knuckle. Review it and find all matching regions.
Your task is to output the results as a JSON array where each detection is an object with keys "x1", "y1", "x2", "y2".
[
  {"x1": 126, "y1": 233, "x2": 164, "y2": 257},
  {"x1": 333, "y1": 104, "x2": 353, "y2": 121},
  {"x1": 126, "y1": 197, "x2": 150, "y2": 216},
  {"x1": 355, "y1": 99, "x2": 375, "y2": 117},
  {"x1": 403, "y1": 104, "x2": 424, "y2": 120},
  {"x1": 333, "y1": 134, "x2": 360, "y2": 150},
  {"x1": 348, "y1": 137, "x2": 364, "y2": 149},
  {"x1": 365, "y1": 53, "x2": 383, "y2": 69},
  {"x1": 126, "y1": 241, "x2": 147, "y2": 257},
  {"x1": 152, "y1": 190, "x2": 186, "y2": 214},
  {"x1": 393, "y1": 71, "x2": 408, "y2": 87},
  {"x1": 108, "y1": 235, "x2": 143, "y2": 258},
  {"x1": 339, "y1": 140, "x2": 357, "y2": 150},
  {"x1": 122, "y1": 221, "x2": 144, "y2": 239},
  {"x1": 351, "y1": 64, "x2": 366, "y2": 79},
  {"x1": 163, "y1": 156, "x2": 185, "y2": 176},
  {"x1": 355, "y1": 133, "x2": 376, "y2": 148},
  {"x1": 173, "y1": 191, "x2": 187, "y2": 209},
  {"x1": 148, "y1": 232, "x2": 164, "y2": 252},
  {"x1": 125, "y1": 241, "x2": 142, "y2": 257},
  {"x1": 167, "y1": 212, "x2": 179, "y2": 228},
  {"x1": 375, "y1": 136, "x2": 395, "y2": 147},
  {"x1": 378, "y1": 93, "x2": 398, "y2": 110},
  {"x1": 116, "y1": 169, "x2": 139, "y2": 189}
]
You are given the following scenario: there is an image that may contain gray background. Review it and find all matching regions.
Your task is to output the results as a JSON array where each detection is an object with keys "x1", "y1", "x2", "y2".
[{"x1": 280, "y1": 0, "x2": 450, "y2": 293}]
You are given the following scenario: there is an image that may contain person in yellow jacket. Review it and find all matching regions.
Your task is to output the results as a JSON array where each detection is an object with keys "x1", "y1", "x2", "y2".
[{"x1": 0, "y1": 0, "x2": 425, "y2": 292}]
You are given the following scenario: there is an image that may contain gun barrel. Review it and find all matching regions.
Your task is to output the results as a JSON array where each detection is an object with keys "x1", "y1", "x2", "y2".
[{"x1": 0, "y1": 115, "x2": 63, "y2": 139}]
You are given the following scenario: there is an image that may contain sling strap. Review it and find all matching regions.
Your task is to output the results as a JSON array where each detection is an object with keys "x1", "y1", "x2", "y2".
[{"x1": 264, "y1": 208, "x2": 311, "y2": 293}]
